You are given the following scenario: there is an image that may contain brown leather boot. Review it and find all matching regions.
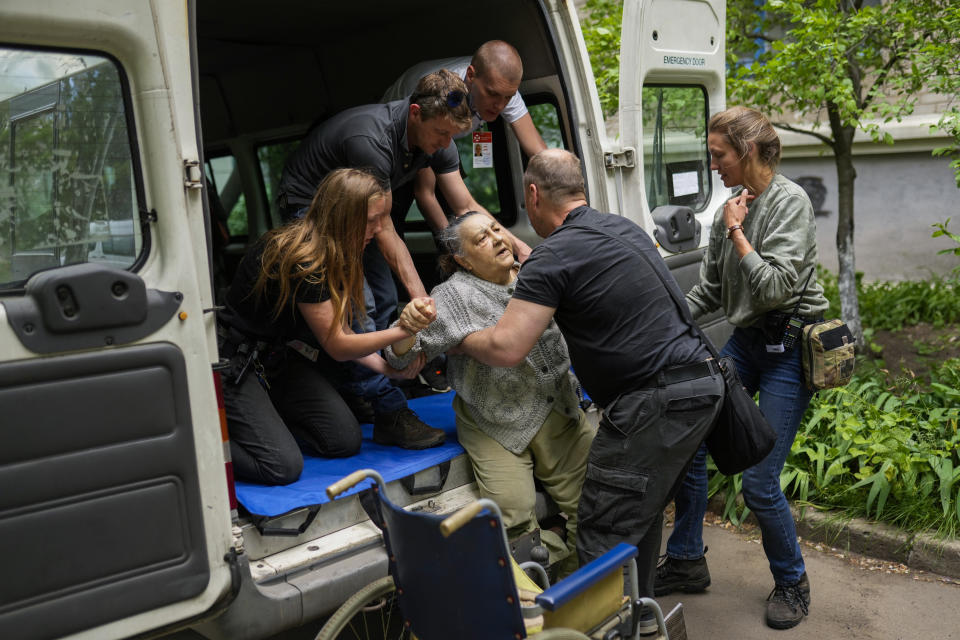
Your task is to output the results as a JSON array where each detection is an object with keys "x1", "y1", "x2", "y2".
[{"x1": 373, "y1": 408, "x2": 445, "y2": 449}]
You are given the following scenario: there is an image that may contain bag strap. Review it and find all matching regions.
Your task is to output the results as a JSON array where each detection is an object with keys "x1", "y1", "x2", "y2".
[
  {"x1": 558, "y1": 221, "x2": 721, "y2": 359},
  {"x1": 789, "y1": 267, "x2": 815, "y2": 318}
]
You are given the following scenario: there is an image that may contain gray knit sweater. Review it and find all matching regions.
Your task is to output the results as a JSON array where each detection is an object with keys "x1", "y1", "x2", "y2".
[
  {"x1": 385, "y1": 270, "x2": 581, "y2": 454},
  {"x1": 687, "y1": 174, "x2": 829, "y2": 327}
]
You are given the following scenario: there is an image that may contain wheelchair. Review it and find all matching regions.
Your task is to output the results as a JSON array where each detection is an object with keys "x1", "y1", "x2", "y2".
[{"x1": 316, "y1": 469, "x2": 685, "y2": 640}]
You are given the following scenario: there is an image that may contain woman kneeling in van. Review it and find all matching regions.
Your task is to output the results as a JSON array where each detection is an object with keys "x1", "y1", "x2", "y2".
[
  {"x1": 386, "y1": 212, "x2": 593, "y2": 574},
  {"x1": 219, "y1": 168, "x2": 437, "y2": 486}
]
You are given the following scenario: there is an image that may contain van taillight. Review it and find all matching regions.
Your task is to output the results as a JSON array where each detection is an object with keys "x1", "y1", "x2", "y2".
[{"x1": 213, "y1": 371, "x2": 238, "y2": 519}]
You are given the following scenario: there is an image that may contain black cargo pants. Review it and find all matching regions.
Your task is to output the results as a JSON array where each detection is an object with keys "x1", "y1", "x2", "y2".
[{"x1": 577, "y1": 365, "x2": 724, "y2": 597}]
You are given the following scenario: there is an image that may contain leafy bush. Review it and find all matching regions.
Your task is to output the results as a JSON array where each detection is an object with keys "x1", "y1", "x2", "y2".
[
  {"x1": 710, "y1": 357, "x2": 960, "y2": 535},
  {"x1": 817, "y1": 266, "x2": 960, "y2": 332},
  {"x1": 788, "y1": 358, "x2": 960, "y2": 536},
  {"x1": 710, "y1": 262, "x2": 960, "y2": 534}
]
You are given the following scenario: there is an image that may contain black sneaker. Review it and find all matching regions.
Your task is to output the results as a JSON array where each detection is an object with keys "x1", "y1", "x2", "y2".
[
  {"x1": 418, "y1": 356, "x2": 451, "y2": 393},
  {"x1": 636, "y1": 607, "x2": 659, "y2": 637},
  {"x1": 654, "y1": 551, "x2": 711, "y2": 597},
  {"x1": 373, "y1": 408, "x2": 445, "y2": 449},
  {"x1": 765, "y1": 572, "x2": 810, "y2": 630}
]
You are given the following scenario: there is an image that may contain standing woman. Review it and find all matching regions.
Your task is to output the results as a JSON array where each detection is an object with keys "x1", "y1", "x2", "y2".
[
  {"x1": 655, "y1": 106, "x2": 828, "y2": 630},
  {"x1": 218, "y1": 168, "x2": 434, "y2": 486}
]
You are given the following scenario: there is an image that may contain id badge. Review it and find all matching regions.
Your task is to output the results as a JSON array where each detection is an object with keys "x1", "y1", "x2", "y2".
[
  {"x1": 765, "y1": 343, "x2": 785, "y2": 353},
  {"x1": 472, "y1": 130, "x2": 493, "y2": 168}
]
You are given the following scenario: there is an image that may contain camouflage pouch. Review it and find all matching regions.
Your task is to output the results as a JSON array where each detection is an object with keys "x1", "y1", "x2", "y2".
[{"x1": 802, "y1": 319, "x2": 855, "y2": 390}]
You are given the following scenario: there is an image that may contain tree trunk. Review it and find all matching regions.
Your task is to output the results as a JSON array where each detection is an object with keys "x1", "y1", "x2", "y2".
[{"x1": 827, "y1": 103, "x2": 865, "y2": 350}]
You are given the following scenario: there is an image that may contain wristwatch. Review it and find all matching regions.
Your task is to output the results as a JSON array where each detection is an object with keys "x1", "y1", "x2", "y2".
[{"x1": 726, "y1": 224, "x2": 743, "y2": 239}]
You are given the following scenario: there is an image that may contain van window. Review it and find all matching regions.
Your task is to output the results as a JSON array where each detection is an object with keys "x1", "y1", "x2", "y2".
[
  {"x1": 0, "y1": 48, "x2": 142, "y2": 288},
  {"x1": 642, "y1": 85, "x2": 710, "y2": 212},
  {"x1": 528, "y1": 101, "x2": 566, "y2": 151},
  {"x1": 455, "y1": 132, "x2": 499, "y2": 215},
  {"x1": 257, "y1": 140, "x2": 299, "y2": 226},
  {"x1": 205, "y1": 155, "x2": 247, "y2": 237}
]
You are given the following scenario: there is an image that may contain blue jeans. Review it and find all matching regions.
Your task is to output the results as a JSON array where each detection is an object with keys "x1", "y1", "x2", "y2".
[
  {"x1": 362, "y1": 235, "x2": 400, "y2": 332},
  {"x1": 335, "y1": 279, "x2": 407, "y2": 415},
  {"x1": 665, "y1": 326, "x2": 812, "y2": 586}
]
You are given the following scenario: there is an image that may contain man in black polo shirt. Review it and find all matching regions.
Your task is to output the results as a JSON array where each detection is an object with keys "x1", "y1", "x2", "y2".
[
  {"x1": 459, "y1": 149, "x2": 724, "y2": 604},
  {"x1": 277, "y1": 70, "x2": 478, "y2": 442},
  {"x1": 279, "y1": 70, "x2": 473, "y2": 307}
]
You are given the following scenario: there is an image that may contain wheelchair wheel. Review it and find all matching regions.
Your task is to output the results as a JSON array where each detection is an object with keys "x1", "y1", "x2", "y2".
[{"x1": 315, "y1": 575, "x2": 411, "y2": 640}]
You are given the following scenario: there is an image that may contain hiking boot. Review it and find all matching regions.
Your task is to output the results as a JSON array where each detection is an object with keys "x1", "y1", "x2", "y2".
[
  {"x1": 373, "y1": 408, "x2": 445, "y2": 449},
  {"x1": 418, "y1": 356, "x2": 451, "y2": 393},
  {"x1": 654, "y1": 552, "x2": 711, "y2": 597},
  {"x1": 765, "y1": 572, "x2": 810, "y2": 630}
]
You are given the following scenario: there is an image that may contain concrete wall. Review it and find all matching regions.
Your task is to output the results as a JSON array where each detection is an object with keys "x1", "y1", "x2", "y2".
[{"x1": 780, "y1": 151, "x2": 959, "y2": 282}]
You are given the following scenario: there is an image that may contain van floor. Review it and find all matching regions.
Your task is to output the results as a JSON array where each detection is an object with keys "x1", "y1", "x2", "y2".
[{"x1": 233, "y1": 391, "x2": 464, "y2": 517}]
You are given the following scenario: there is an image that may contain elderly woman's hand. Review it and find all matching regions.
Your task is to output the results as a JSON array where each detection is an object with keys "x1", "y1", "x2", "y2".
[
  {"x1": 723, "y1": 188, "x2": 754, "y2": 228},
  {"x1": 398, "y1": 296, "x2": 436, "y2": 334},
  {"x1": 384, "y1": 352, "x2": 426, "y2": 380}
]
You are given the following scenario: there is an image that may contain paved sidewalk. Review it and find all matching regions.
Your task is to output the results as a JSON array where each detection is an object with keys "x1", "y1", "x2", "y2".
[{"x1": 657, "y1": 513, "x2": 960, "y2": 639}]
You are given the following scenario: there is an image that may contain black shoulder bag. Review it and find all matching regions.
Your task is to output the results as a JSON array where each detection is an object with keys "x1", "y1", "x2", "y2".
[
  {"x1": 561, "y1": 222, "x2": 776, "y2": 475},
  {"x1": 664, "y1": 293, "x2": 777, "y2": 476}
]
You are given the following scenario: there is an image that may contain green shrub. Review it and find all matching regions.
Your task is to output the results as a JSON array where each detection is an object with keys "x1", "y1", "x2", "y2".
[
  {"x1": 709, "y1": 263, "x2": 960, "y2": 534},
  {"x1": 710, "y1": 358, "x2": 960, "y2": 535},
  {"x1": 817, "y1": 266, "x2": 960, "y2": 331}
]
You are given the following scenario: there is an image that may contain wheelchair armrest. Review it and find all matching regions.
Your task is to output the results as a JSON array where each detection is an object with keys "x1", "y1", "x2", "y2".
[{"x1": 534, "y1": 542, "x2": 638, "y2": 611}]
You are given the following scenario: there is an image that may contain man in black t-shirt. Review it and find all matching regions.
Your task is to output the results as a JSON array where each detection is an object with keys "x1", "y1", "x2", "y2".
[{"x1": 458, "y1": 149, "x2": 724, "y2": 606}]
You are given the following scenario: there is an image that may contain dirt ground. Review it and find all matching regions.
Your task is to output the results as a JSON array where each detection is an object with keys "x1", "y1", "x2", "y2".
[{"x1": 870, "y1": 322, "x2": 960, "y2": 381}]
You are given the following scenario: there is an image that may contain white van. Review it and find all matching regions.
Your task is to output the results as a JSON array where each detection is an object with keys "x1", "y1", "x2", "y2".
[{"x1": 0, "y1": 1, "x2": 728, "y2": 638}]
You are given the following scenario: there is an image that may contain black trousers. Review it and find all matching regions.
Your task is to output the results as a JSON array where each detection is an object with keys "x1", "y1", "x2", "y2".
[
  {"x1": 577, "y1": 369, "x2": 724, "y2": 597},
  {"x1": 223, "y1": 350, "x2": 361, "y2": 486}
]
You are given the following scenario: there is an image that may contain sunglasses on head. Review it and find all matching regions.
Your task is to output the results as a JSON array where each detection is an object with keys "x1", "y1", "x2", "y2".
[{"x1": 412, "y1": 89, "x2": 466, "y2": 109}]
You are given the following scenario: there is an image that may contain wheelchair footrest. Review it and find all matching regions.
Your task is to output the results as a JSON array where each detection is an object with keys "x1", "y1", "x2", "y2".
[{"x1": 664, "y1": 602, "x2": 687, "y2": 640}]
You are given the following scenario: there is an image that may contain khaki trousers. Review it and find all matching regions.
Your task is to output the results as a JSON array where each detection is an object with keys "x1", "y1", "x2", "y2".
[{"x1": 453, "y1": 395, "x2": 595, "y2": 573}]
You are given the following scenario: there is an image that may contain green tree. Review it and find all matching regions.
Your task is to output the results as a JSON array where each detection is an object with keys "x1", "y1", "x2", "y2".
[
  {"x1": 581, "y1": 0, "x2": 623, "y2": 118},
  {"x1": 580, "y1": 0, "x2": 960, "y2": 349},
  {"x1": 727, "y1": 0, "x2": 960, "y2": 349}
]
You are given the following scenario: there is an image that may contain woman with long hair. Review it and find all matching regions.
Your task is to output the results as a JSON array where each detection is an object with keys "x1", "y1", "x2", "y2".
[
  {"x1": 218, "y1": 168, "x2": 440, "y2": 486},
  {"x1": 655, "y1": 107, "x2": 829, "y2": 630}
]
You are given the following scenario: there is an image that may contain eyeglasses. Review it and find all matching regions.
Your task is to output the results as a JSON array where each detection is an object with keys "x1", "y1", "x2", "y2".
[{"x1": 412, "y1": 89, "x2": 466, "y2": 109}]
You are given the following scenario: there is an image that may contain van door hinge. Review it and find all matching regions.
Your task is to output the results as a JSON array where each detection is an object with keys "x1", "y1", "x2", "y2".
[
  {"x1": 184, "y1": 159, "x2": 203, "y2": 189},
  {"x1": 604, "y1": 148, "x2": 636, "y2": 169}
]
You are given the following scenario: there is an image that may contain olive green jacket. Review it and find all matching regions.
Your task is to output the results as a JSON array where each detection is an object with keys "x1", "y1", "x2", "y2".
[{"x1": 686, "y1": 174, "x2": 829, "y2": 327}]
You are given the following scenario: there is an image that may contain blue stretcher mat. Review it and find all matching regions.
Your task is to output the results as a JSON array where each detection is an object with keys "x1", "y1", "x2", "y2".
[{"x1": 234, "y1": 391, "x2": 464, "y2": 517}]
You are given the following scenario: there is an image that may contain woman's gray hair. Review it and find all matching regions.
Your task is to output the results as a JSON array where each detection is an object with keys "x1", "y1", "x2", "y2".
[{"x1": 437, "y1": 211, "x2": 485, "y2": 275}]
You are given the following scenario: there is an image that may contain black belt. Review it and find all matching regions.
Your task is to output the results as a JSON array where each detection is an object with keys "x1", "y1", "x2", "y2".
[
  {"x1": 654, "y1": 358, "x2": 720, "y2": 387},
  {"x1": 766, "y1": 311, "x2": 823, "y2": 325}
]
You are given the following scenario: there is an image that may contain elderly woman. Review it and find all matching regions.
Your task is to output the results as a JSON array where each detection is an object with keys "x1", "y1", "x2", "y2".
[
  {"x1": 656, "y1": 107, "x2": 829, "y2": 630},
  {"x1": 386, "y1": 211, "x2": 593, "y2": 573}
]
